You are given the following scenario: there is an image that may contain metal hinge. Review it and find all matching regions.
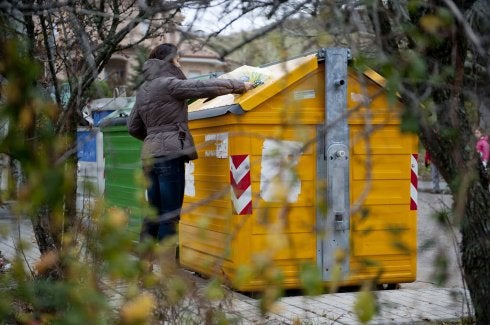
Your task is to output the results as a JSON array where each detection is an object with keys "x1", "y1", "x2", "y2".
[{"x1": 317, "y1": 48, "x2": 352, "y2": 62}]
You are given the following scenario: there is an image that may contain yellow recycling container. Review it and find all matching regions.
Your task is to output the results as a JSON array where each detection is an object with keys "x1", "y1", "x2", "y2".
[{"x1": 180, "y1": 48, "x2": 418, "y2": 291}]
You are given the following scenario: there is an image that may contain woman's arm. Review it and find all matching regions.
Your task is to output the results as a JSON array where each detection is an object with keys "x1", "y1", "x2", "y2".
[{"x1": 167, "y1": 78, "x2": 251, "y2": 100}]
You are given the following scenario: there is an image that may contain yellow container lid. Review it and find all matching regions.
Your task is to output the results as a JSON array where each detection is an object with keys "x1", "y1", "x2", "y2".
[{"x1": 188, "y1": 53, "x2": 318, "y2": 115}]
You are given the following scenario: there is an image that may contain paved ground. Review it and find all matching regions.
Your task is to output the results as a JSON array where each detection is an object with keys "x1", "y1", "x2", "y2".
[
  {"x1": 0, "y1": 181, "x2": 475, "y2": 324},
  {"x1": 403, "y1": 181, "x2": 462, "y2": 290},
  {"x1": 227, "y1": 287, "x2": 472, "y2": 324}
]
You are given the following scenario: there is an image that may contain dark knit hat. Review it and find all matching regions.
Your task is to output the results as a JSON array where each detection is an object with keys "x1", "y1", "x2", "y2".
[{"x1": 149, "y1": 43, "x2": 178, "y2": 62}]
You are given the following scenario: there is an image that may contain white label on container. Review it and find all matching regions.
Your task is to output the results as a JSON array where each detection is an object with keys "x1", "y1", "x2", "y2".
[
  {"x1": 204, "y1": 132, "x2": 228, "y2": 158},
  {"x1": 294, "y1": 90, "x2": 316, "y2": 100},
  {"x1": 185, "y1": 161, "x2": 195, "y2": 197},
  {"x1": 260, "y1": 139, "x2": 302, "y2": 203},
  {"x1": 350, "y1": 92, "x2": 372, "y2": 105}
]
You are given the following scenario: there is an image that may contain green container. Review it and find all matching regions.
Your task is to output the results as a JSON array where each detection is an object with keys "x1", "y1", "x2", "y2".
[{"x1": 100, "y1": 102, "x2": 145, "y2": 235}]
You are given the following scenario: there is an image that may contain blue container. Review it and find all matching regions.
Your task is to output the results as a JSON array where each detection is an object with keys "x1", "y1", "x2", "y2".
[{"x1": 77, "y1": 130, "x2": 97, "y2": 162}]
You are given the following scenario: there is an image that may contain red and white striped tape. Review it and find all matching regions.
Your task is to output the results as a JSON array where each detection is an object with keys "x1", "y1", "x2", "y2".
[
  {"x1": 410, "y1": 154, "x2": 418, "y2": 210},
  {"x1": 230, "y1": 155, "x2": 252, "y2": 215}
]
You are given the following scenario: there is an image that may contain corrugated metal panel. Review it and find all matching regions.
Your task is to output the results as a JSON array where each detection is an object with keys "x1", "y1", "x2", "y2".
[{"x1": 103, "y1": 126, "x2": 144, "y2": 234}]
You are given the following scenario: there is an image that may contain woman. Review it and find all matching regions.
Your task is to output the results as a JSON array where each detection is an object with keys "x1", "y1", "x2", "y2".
[
  {"x1": 474, "y1": 127, "x2": 489, "y2": 168},
  {"x1": 424, "y1": 150, "x2": 440, "y2": 193},
  {"x1": 474, "y1": 127, "x2": 489, "y2": 189},
  {"x1": 128, "y1": 43, "x2": 253, "y2": 242}
]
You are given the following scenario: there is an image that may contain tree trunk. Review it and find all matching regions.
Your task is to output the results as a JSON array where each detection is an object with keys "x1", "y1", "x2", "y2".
[
  {"x1": 32, "y1": 206, "x2": 57, "y2": 254},
  {"x1": 32, "y1": 206, "x2": 64, "y2": 279},
  {"x1": 21, "y1": 1, "x2": 65, "y2": 279},
  {"x1": 461, "y1": 183, "x2": 490, "y2": 324},
  {"x1": 31, "y1": 109, "x2": 78, "y2": 280},
  {"x1": 62, "y1": 109, "x2": 79, "y2": 242}
]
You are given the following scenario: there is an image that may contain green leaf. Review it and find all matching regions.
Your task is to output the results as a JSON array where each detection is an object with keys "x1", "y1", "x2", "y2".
[
  {"x1": 204, "y1": 278, "x2": 225, "y2": 301},
  {"x1": 234, "y1": 265, "x2": 254, "y2": 287},
  {"x1": 354, "y1": 290, "x2": 377, "y2": 324},
  {"x1": 400, "y1": 110, "x2": 420, "y2": 133},
  {"x1": 403, "y1": 50, "x2": 427, "y2": 81},
  {"x1": 299, "y1": 263, "x2": 323, "y2": 296}
]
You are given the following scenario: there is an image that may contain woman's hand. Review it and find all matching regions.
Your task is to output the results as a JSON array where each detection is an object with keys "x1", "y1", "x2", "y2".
[{"x1": 244, "y1": 82, "x2": 254, "y2": 91}]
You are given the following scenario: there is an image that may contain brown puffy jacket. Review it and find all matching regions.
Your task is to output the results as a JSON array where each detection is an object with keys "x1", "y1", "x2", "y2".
[{"x1": 127, "y1": 59, "x2": 246, "y2": 161}]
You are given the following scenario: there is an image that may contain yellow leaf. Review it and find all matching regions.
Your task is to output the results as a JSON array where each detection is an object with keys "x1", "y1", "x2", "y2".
[
  {"x1": 334, "y1": 248, "x2": 347, "y2": 263},
  {"x1": 266, "y1": 224, "x2": 288, "y2": 252},
  {"x1": 107, "y1": 207, "x2": 128, "y2": 228},
  {"x1": 35, "y1": 251, "x2": 59, "y2": 274},
  {"x1": 420, "y1": 15, "x2": 444, "y2": 34},
  {"x1": 5, "y1": 82, "x2": 21, "y2": 104},
  {"x1": 19, "y1": 105, "x2": 34, "y2": 129},
  {"x1": 120, "y1": 292, "x2": 155, "y2": 323}
]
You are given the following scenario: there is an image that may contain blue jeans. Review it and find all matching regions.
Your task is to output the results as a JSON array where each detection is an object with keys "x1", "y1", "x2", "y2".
[{"x1": 140, "y1": 156, "x2": 185, "y2": 241}]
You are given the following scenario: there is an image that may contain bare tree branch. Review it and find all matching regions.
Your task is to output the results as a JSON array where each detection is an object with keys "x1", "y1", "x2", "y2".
[
  {"x1": 210, "y1": 0, "x2": 311, "y2": 59},
  {"x1": 442, "y1": 0, "x2": 485, "y2": 55},
  {"x1": 39, "y1": 12, "x2": 62, "y2": 106}
]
